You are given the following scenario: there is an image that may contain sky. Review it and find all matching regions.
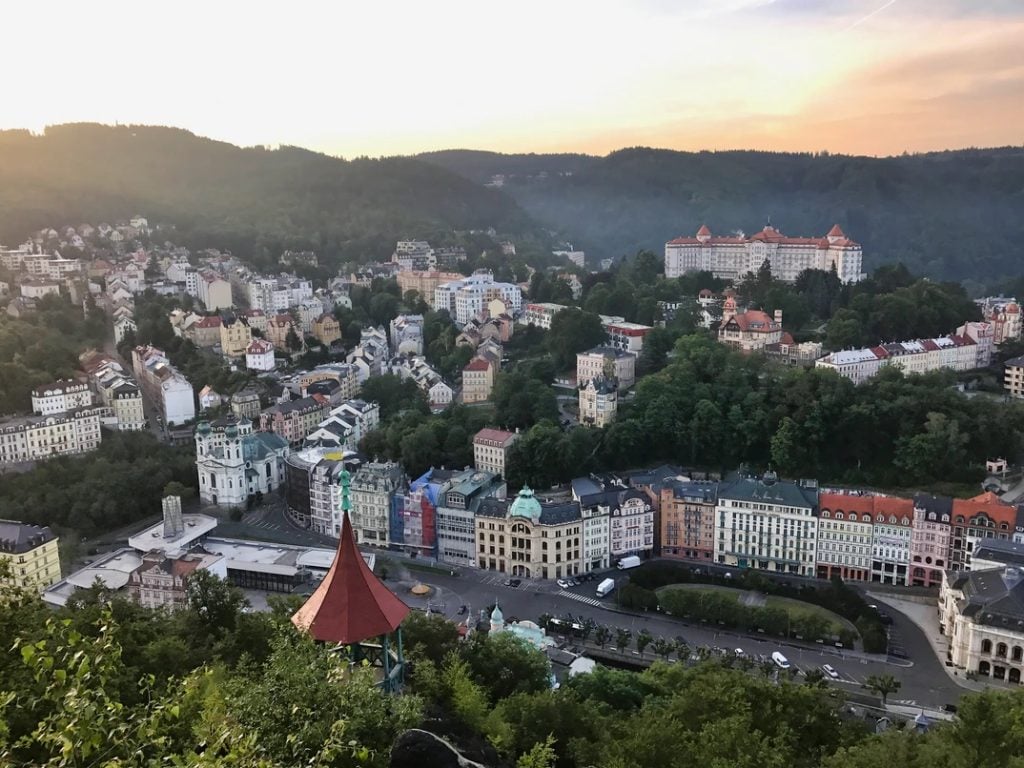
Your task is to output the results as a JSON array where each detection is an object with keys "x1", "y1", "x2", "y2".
[{"x1": 2, "y1": 0, "x2": 1021, "y2": 158}]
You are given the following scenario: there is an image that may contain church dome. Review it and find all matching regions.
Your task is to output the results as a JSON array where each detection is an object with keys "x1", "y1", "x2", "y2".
[
  {"x1": 490, "y1": 603, "x2": 504, "y2": 624},
  {"x1": 509, "y1": 487, "x2": 542, "y2": 520}
]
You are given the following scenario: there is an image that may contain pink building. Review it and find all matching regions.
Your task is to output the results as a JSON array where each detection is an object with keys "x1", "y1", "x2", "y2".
[{"x1": 909, "y1": 494, "x2": 953, "y2": 587}]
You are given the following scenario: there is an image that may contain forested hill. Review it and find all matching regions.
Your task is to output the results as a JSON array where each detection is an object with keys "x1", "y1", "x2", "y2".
[
  {"x1": 0, "y1": 124, "x2": 542, "y2": 264},
  {"x1": 419, "y1": 146, "x2": 1024, "y2": 284}
]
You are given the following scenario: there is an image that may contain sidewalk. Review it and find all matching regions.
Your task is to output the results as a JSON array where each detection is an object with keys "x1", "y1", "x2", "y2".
[{"x1": 868, "y1": 592, "x2": 988, "y2": 693}]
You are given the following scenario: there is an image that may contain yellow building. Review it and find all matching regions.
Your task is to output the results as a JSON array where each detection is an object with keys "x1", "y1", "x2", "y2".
[
  {"x1": 475, "y1": 487, "x2": 583, "y2": 581},
  {"x1": 313, "y1": 313, "x2": 342, "y2": 346},
  {"x1": 219, "y1": 317, "x2": 253, "y2": 358},
  {"x1": 462, "y1": 356, "x2": 494, "y2": 404},
  {"x1": 0, "y1": 520, "x2": 62, "y2": 591}
]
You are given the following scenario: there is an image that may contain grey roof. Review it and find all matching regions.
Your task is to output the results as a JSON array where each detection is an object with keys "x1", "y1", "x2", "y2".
[
  {"x1": 668, "y1": 480, "x2": 719, "y2": 503},
  {"x1": 477, "y1": 498, "x2": 510, "y2": 518},
  {"x1": 571, "y1": 477, "x2": 603, "y2": 498},
  {"x1": 952, "y1": 567, "x2": 1024, "y2": 629},
  {"x1": 539, "y1": 500, "x2": 581, "y2": 526},
  {"x1": 973, "y1": 539, "x2": 1024, "y2": 568},
  {"x1": 243, "y1": 432, "x2": 288, "y2": 461},
  {"x1": 264, "y1": 396, "x2": 323, "y2": 415},
  {"x1": 628, "y1": 464, "x2": 684, "y2": 487},
  {"x1": 914, "y1": 493, "x2": 953, "y2": 516},
  {"x1": 581, "y1": 346, "x2": 635, "y2": 360},
  {"x1": 718, "y1": 474, "x2": 818, "y2": 511},
  {"x1": 1005, "y1": 355, "x2": 1024, "y2": 368},
  {"x1": 0, "y1": 520, "x2": 56, "y2": 554}
]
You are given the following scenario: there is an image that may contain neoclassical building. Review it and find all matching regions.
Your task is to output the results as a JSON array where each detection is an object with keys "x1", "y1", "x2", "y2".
[
  {"x1": 476, "y1": 487, "x2": 583, "y2": 581},
  {"x1": 940, "y1": 566, "x2": 1024, "y2": 685},
  {"x1": 195, "y1": 417, "x2": 289, "y2": 506}
]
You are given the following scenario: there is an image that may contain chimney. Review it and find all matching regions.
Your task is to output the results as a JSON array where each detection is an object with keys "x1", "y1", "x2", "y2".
[
  {"x1": 774, "y1": 309, "x2": 783, "y2": 325},
  {"x1": 162, "y1": 495, "x2": 184, "y2": 538}
]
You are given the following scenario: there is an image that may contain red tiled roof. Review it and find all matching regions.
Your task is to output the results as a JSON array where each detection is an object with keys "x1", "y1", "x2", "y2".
[
  {"x1": 874, "y1": 497, "x2": 914, "y2": 520},
  {"x1": 779, "y1": 331, "x2": 795, "y2": 346},
  {"x1": 464, "y1": 357, "x2": 492, "y2": 372},
  {"x1": 668, "y1": 225, "x2": 860, "y2": 248},
  {"x1": 194, "y1": 316, "x2": 222, "y2": 328},
  {"x1": 726, "y1": 310, "x2": 779, "y2": 333},
  {"x1": 291, "y1": 512, "x2": 409, "y2": 643},
  {"x1": 474, "y1": 427, "x2": 517, "y2": 446},
  {"x1": 953, "y1": 492, "x2": 1017, "y2": 526},
  {"x1": 820, "y1": 493, "x2": 876, "y2": 515}
]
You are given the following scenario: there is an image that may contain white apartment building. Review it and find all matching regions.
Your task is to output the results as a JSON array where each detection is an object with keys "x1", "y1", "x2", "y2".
[
  {"x1": 197, "y1": 272, "x2": 232, "y2": 311},
  {"x1": 350, "y1": 461, "x2": 406, "y2": 546},
  {"x1": 81, "y1": 355, "x2": 147, "y2": 431},
  {"x1": 245, "y1": 339, "x2": 276, "y2": 372},
  {"x1": 870, "y1": 502, "x2": 913, "y2": 585},
  {"x1": 297, "y1": 298, "x2": 324, "y2": 333},
  {"x1": 472, "y1": 428, "x2": 519, "y2": 477},
  {"x1": 389, "y1": 314, "x2": 425, "y2": 356},
  {"x1": 816, "y1": 333, "x2": 979, "y2": 383},
  {"x1": 131, "y1": 345, "x2": 196, "y2": 425},
  {"x1": 20, "y1": 280, "x2": 61, "y2": 300},
  {"x1": 816, "y1": 492, "x2": 876, "y2": 582},
  {"x1": 31, "y1": 379, "x2": 94, "y2": 416},
  {"x1": 521, "y1": 303, "x2": 570, "y2": 330},
  {"x1": 714, "y1": 473, "x2": 819, "y2": 576},
  {"x1": 665, "y1": 224, "x2": 864, "y2": 284},
  {"x1": 434, "y1": 271, "x2": 523, "y2": 324},
  {"x1": 0, "y1": 407, "x2": 105, "y2": 464},
  {"x1": 609, "y1": 489, "x2": 655, "y2": 560}
]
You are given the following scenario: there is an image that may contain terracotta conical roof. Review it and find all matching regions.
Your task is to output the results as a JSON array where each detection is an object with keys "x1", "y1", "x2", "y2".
[
  {"x1": 291, "y1": 511, "x2": 410, "y2": 644},
  {"x1": 827, "y1": 224, "x2": 845, "y2": 238}
]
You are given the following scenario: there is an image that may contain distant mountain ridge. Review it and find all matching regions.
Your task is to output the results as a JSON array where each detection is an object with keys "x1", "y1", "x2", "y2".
[
  {"x1": 419, "y1": 146, "x2": 1024, "y2": 284},
  {"x1": 0, "y1": 124, "x2": 542, "y2": 265}
]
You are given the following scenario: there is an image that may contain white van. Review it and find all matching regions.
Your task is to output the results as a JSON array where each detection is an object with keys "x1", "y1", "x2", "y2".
[{"x1": 771, "y1": 651, "x2": 791, "y2": 670}]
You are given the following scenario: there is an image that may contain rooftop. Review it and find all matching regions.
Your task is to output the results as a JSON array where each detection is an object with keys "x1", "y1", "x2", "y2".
[
  {"x1": 0, "y1": 520, "x2": 56, "y2": 554},
  {"x1": 474, "y1": 427, "x2": 518, "y2": 446}
]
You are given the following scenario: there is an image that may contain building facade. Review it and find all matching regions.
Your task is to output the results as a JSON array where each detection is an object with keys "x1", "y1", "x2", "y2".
[
  {"x1": 909, "y1": 494, "x2": 953, "y2": 587},
  {"x1": 350, "y1": 461, "x2": 406, "y2": 547},
  {"x1": 0, "y1": 520, "x2": 61, "y2": 591},
  {"x1": 472, "y1": 428, "x2": 519, "y2": 478},
  {"x1": 816, "y1": 493, "x2": 875, "y2": 582},
  {"x1": 462, "y1": 357, "x2": 495, "y2": 403},
  {"x1": 245, "y1": 339, "x2": 276, "y2": 371},
  {"x1": 869, "y1": 497, "x2": 914, "y2": 585},
  {"x1": 579, "y1": 377, "x2": 617, "y2": 428},
  {"x1": 940, "y1": 566, "x2": 1024, "y2": 684},
  {"x1": 31, "y1": 379, "x2": 94, "y2": 415},
  {"x1": 577, "y1": 347, "x2": 636, "y2": 390},
  {"x1": 714, "y1": 473, "x2": 819, "y2": 576},
  {"x1": 259, "y1": 396, "x2": 329, "y2": 445},
  {"x1": 659, "y1": 481, "x2": 718, "y2": 562},
  {"x1": 0, "y1": 407, "x2": 105, "y2": 464},
  {"x1": 195, "y1": 417, "x2": 289, "y2": 506},
  {"x1": 132, "y1": 345, "x2": 195, "y2": 425},
  {"x1": 665, "y1": 224, "x2": 863, "y2": 284},
  {"x1": 435, "y1": 469, "x2": 505, "y2": 567},
  {"x1": 219, "y1": 317, "x2": 252, "y2": 357},
  {"x1": 476, "y1": 488, "x2": 583, "y2": 580}
]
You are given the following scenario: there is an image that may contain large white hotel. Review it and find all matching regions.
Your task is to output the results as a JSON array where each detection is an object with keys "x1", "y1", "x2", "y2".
[{"x1": 664, "y1": 224, "x2": 864, "y2": 284}]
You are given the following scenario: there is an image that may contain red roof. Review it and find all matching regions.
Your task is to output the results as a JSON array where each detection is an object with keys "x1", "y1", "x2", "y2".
[
  {"x1": 726, "y1": 310, "x2": 779, "y2": 333},
  {"x1": 291, "y1": 512, "x2": 409, "y2": 643},
  {"x1": 696, "y1": 224, "x2": 712, "y2": 236},
  {"x1": 464, "y1": 357, "x2": 492, "y2": 372},
  {"x1": 474, "y1": 427, "x2": 517, "y2": 446},
  {"x1": 194, "y1": 316, "x2": 223, "y2": 328},
  {"x1": 668, "y1": 225, "x2": 859, "y2": 248},
  {"x1": 827, "y1": 224, "x2": 845, "y2": 238}
]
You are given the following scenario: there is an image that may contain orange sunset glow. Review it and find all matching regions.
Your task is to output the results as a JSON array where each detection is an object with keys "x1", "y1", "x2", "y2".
[{"x1": 2, "y1": 0, "x2": 1022, "y2": 156}]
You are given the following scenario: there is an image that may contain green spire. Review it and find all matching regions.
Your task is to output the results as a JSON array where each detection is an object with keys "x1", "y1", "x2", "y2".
[{"x1": 338, "y1": 468, "x2": 352, "y2": 514}]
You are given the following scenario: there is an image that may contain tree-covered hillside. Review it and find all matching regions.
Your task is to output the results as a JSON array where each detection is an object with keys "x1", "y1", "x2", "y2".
[
  {"x1": 0, "y1": 124, "x2": 544, "y2": 264},
  {"x1": 420, "y1": 147, "x2": 1024, "y2": 285}
]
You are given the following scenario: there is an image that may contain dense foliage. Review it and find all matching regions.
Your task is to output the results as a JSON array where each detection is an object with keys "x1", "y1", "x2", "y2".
[
  {"x1": 0, "y1": 294, "x2": 108, "y2": 414},
  {"x1": 0, "y1": 124, "x2": 552, "y2": 271},
  {"x1": 422, "y1": 146, "x2": 1024, "y2": 284},
  {"x1": 0, "y1": 429, "x2": 197, "y2": 538},
  {"x1": 6, "y1": 573, "x2": 1024, "y2": 768}
]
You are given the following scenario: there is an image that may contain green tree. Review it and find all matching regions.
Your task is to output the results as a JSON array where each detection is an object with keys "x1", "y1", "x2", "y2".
[
  {"x1": 546, "y1": 308, "x2": 607, "y2": 371},
  {"x1": 862, "y1": 674, "x2": 901, "y2": 705}
]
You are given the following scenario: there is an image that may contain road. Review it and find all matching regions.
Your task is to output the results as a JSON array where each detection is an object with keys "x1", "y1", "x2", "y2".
[
  {"x1": 210, "y1": 493, "x2": 968, "y2": 710},
  {"x1": 388, "y1": 565, "x2": 967, "y2": 710}
]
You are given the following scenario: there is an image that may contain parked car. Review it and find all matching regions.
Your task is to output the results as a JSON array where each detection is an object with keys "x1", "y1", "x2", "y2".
[
  {"x1": 942, "y1": 703, "x2": 959, "y2": 714},
  {"x1": 567, "y1": 578, "x2": 578, "y2": 587},
  {"x1": 503, "y1": 578, "x2": 513, "y2": 587},
  {"x1": 734, "y1": 648, "x2": 745, "y2": 656},
  {"x1": 510, "y1": 578, "x2": 521, "y2": 588},
  {"x1": 557, "y1": 578, "x2": 570, "y2": 589},
  {"x1": 457, "y1": 604, "x2": 467, "y2": 615},
  {"x1": 822, "y1": 664, "x2": 839, "y2": 679}
]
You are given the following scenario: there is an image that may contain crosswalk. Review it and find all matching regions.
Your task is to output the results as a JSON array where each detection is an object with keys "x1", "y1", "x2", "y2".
[{"x1": 558, "y1": 590, "x2": 604, "y2": 607}]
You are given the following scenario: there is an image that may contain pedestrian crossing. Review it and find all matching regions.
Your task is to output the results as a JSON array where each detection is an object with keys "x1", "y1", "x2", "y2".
[{"x1": 558, "y1": 590, "x2": 604, "y2": 607}]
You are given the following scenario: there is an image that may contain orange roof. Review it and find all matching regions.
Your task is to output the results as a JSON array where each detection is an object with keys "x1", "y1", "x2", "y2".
[
  {"x1": 726, "y1": 309, "x2": 779, "y2": 333},
  {"x1": 291, "y1": 511, "x2": 409, "y2": 643},
  {"x1": 874, "y1": 496, "x2": 914, "y2": 520},
  {"x1": 827, "y1": 224, "x2": 845, "y2": 238},
  {"x1": 820, "y1": 493, "x2": 876, "y2": 515},
  {"x1": 464, "y1": 357, "x2": 492, "y2": 372},
  {"x1": 952, "y1": 492, "x2": 1017, "y2": 526},
  {"x1": 696, "y1": 224, "x2": 712, "y2": 236}
]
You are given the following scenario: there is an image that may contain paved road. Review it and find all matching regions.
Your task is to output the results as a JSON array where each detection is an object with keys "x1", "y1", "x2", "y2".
[
  {"x1": 213, "y1": 492, "x2": 968, "y2": 709},
  {"x1": 394, "y1": 566, "x2": 967, "y2": 710}
]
